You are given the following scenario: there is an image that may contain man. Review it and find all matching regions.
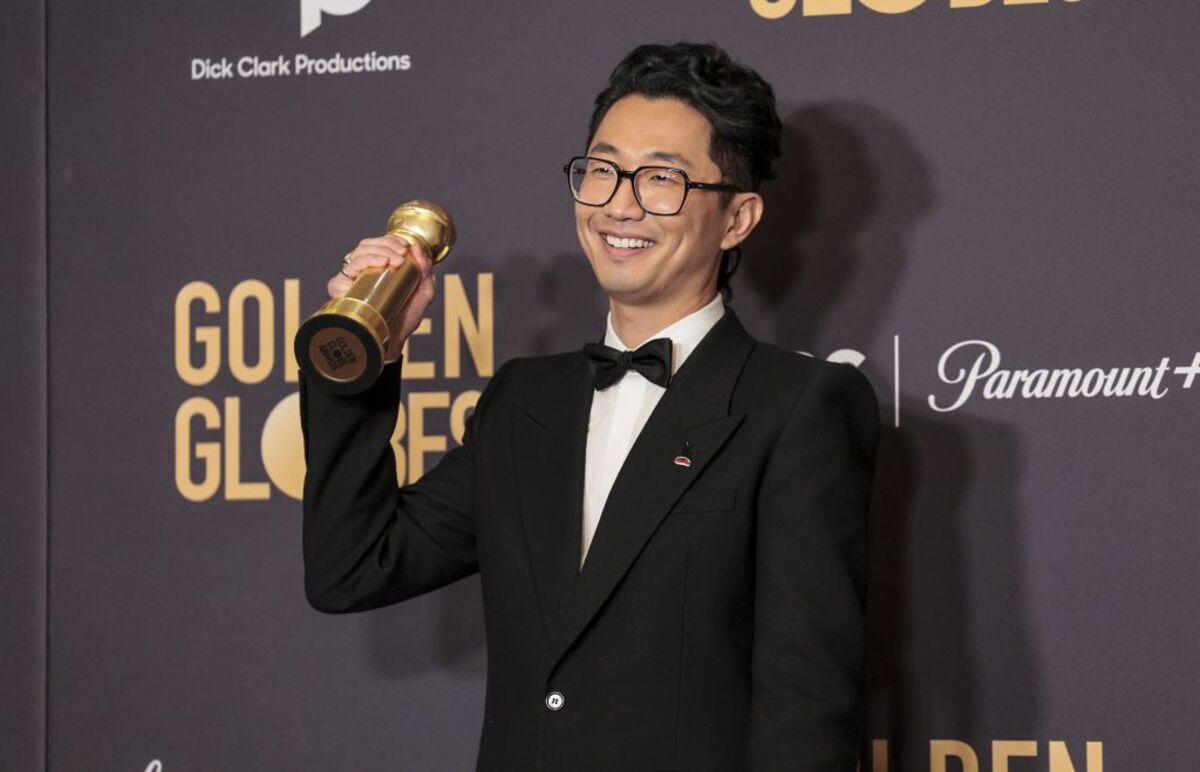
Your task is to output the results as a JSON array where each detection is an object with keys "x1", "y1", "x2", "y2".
[{"x1": 300, "y1": 42, "x2": 881, "y2": 771}]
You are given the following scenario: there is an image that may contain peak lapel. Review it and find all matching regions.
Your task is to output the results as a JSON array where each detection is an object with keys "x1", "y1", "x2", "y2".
[
  {"x1": 512, "y1": 353, "x2": 593, "y2": 650},
  {"x1": 547, "y1": 311, "x2": 756, "y2": 672}
]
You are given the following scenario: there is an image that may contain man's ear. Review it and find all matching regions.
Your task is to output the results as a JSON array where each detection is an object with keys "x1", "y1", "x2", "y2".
[{"x1": 720, "y1": 192, "x2": 764, "y2": 251}]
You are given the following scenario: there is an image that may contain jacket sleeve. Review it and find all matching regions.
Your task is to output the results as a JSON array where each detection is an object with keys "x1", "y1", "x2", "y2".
[
  {"x1": 747, "y1": 362, "x2": 882, "y2": 771},
  {"x1": 298, "y1": 356, "x2": 511, "y2": 614}
]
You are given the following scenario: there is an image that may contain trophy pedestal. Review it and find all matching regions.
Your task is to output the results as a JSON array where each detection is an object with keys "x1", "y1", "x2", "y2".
[{"x1": 294, "y1": 297, "x2": 387, "y2": 395}]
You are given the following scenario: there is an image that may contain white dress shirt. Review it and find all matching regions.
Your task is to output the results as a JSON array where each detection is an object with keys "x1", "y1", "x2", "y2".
[{"x1": 581, "y1": 293, "x2": 726, "y2": 566}]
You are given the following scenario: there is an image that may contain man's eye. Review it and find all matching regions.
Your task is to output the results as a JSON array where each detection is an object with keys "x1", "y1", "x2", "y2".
[
  {"x1": 649, "y1": 173, "x2": 680, "y2": 185},
  {"x1": 589, "y1": 166, "x2": 615, "y2": 177}
]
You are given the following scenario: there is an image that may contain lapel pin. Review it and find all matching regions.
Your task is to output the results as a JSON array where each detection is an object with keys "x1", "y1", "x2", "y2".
[{"x1": 673, "y1": 441, "x2": 693, "y2": 468}]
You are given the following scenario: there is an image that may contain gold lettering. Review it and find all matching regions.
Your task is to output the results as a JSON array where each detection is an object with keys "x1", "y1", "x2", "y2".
[
  {"x1": 175, "y1": 397, "x2": 221, "y2": 502},
  {"x1": 223, "y1": 397, "x2": 270, "y2": 500},
  {"x1": 260, "y1": 392, "x2": 305, "y2": 500},
  {"x1": 860, "y1": 0, "x2": 924, "y2": 12},
  {"x1": 390, "y1": 399, "x2": 408, "y2": 485},
  {"x1": 931, "y1": 740, "x2": 978, "y2": 772},
  {"x1": 402, "y1": 318, "x2": 436, "y2": 380},
  {"x1": 993, "y1": 740, "x2": 1038, "y2": 772},
  {"x1": 1049, "y1": 741, "x2": 1104, "y2": 772},
  {"x1": 175, "y1": 282, "x2": 221, "y2": 386},
  {"x1": 444, "y1": 273, "x2": 494, "y2": 378},
  {"x1": 228, "y1": 279, "x2": 274, "y2": 385},
  {"x1": 450, "y1": 390, "x2": 481, "y2": 444},
  {"x1": 751, "y1": 0, "x2": 1079, "y2": 19},
  {"x1": 284, "y1": 278, "x2": 300, "y2": 383},
  {"x1": 407, "y1": 392, "x2": 450, "y2": 482},
  {"x1": 805, "y1": 0, "x2": 853, "y2": 14},
  {"x1": 871, "y1": 739, "x2": 888, "y2": 772},
  {"x1": 750, "y1": 0, "x2": 797, "y2": 18}
]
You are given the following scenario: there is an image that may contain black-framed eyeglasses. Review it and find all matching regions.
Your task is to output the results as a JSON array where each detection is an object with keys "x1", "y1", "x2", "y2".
[{"x1": 563, "y1": 155, "x2": 743, "y2": 216}]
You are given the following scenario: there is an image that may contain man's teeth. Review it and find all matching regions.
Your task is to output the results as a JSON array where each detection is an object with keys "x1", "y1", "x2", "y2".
[{"x1": 604, "y1": 234, "x2": 655, "y2": 249}]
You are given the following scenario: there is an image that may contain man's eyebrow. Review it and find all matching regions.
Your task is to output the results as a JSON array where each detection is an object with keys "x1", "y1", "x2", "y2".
[
  {"x1": 647, "y1": 150, "x2": 692, "y2": 168},
  {"x1": 587, "y1": 142, "x2": 693, "y2": 169}
]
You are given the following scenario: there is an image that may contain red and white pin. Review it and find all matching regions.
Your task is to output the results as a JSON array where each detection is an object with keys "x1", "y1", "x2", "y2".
[{"x1": 673, "y1": 441, "x2": 693, "y2": 468}]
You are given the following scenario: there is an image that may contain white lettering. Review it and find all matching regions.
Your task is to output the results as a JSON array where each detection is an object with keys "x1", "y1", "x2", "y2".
[
  {"x1": 293, "y1": 51, "x2": 410, "y2": 76},
  {"x1": 190, "y1": 57, "x2": 233, "y2": 80},
  {"x1": 929, "y1": 341, "x2": 1174, "y2": 412},
  {"x1": 929, "y1": 340, "x2": 999, "y2": 412},
  {"x1": 235, "y1": 55, "x2": 292, "y2": 78},
  {"x1": 188, "y1": 50, "x2": 412, "y2": 83}
]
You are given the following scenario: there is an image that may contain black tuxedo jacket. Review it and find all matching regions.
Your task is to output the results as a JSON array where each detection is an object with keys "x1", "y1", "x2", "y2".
[{"x1": 299, "y1": 309, "x2": 881, "y2": 772}]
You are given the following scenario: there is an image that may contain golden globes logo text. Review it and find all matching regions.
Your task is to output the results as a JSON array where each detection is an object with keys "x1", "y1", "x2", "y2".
[
  {"x1": 751, "y1": 0, "x2": 1080, "y2": 20},
  {"x1": 865, "y1": 738, "x2": 1103, "y2": 771},
  {"x1": 173, "y1": 274, "x2": 492, "y2": 502}
]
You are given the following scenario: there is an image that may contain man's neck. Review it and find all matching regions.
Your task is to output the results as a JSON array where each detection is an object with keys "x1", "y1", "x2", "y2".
[{"x1": 609, "y1": 291, "x2": 720, "y2": 349}]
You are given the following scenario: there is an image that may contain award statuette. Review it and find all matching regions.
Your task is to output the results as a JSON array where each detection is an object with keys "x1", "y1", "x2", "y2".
[{"x1": 294, "y1": 200, "x2": 455, "y2": 394}]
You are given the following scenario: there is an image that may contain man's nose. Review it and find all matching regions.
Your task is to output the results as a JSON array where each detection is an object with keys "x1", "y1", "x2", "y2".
[{"x1": 603, "y1": 175, "x2": 645, "y2": 219}]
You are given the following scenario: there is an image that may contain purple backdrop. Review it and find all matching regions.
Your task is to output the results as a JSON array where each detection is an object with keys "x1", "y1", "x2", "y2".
[
  {"x1": 1, "y1": 1, "x2": 47, "y2": 771},
  {"x1": 2, "y1": 0, "x2": 1196, "y2": 769}
]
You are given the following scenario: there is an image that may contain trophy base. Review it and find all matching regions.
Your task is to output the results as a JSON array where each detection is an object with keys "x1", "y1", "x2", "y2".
[{"x1": 294, "y1": 311, "x2": 386, "y2": 395}]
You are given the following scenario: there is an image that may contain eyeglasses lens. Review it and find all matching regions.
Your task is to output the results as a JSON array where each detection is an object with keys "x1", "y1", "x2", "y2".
[{"x1": 567, "y1": 158, "x2": 686, "y2": 215}]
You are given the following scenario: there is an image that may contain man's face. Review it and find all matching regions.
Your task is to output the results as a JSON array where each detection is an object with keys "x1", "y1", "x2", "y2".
[{"x1": 574, "y1": 95, "x2": 736, "y2": 313}]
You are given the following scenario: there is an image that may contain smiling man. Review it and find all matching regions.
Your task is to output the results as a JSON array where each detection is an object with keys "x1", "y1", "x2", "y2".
[{"x1": 300, "y1": 42, "x2": 881, "y2": 772}]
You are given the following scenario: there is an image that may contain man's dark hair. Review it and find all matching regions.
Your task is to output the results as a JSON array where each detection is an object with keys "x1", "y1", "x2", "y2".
[{"x1": 587, "y1": 42, "x2": 783, "y2": 300}]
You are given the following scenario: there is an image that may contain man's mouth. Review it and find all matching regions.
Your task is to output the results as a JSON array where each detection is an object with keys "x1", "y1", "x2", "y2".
[{"x1": 602, "y1": 233, "x2": 656, "y2": 251}]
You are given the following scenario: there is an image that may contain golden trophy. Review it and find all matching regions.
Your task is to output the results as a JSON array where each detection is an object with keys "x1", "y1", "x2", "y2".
[{"x1": 294, "y1": 200, "x2": 455, "y2": 394}]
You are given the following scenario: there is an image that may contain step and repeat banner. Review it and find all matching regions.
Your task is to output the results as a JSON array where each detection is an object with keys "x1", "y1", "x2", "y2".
[{"x1": 22, "y1": 0, "x2": 1199, "y2": 769}]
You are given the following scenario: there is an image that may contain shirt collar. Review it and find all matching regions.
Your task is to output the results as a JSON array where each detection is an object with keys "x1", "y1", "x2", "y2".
[{"x1": 603, "y1": 292, "x2": 726, "y2": 377}]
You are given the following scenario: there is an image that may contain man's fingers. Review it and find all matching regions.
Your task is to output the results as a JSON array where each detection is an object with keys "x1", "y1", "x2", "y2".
[
  {"x1": 328, "y1": 234, "x2": 433, "y2": 301},
  {"x1": 327, "y1": 273, "x2": 351, "y2": 298},
  {"x1": 342, "y1": 251, "x2": 394, "y2": 278},
  {"x1": 358, "y1": 235, "x2": 411, "y2": 254},
  {"x1": 387, "y1": 234, "x2": 433, "y2": 275}
]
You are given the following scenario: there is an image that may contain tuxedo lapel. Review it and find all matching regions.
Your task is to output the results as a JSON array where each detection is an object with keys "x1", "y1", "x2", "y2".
[
  {"x1": 546, "y1": 310, "x2": 756, "y2": 672},
  {"x1": 512, "y1": 353, "x2": 593, "y2": 650}
]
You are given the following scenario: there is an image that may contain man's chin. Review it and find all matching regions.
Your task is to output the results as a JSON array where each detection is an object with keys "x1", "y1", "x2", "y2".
[
  {"x1": 591, "y1": 259, "x2": 670, "y2": 305},
  {"x1": 595, "y1": 275, "x2": 649, "y2": 304}
]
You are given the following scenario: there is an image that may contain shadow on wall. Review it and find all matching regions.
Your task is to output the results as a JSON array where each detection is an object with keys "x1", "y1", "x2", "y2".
[
  {"x1": 869, "y1": 411, "x2": 1037, "y2": 769},
  {"x1": 744, "y1": 102, "x2": 1041, "y2": 766},
  {"x1": 358, "y1": 101, "x2": 1041, "y2": 768},
  {"x1": 740, "y1": 101, "x2": 929, "y2": 348}
]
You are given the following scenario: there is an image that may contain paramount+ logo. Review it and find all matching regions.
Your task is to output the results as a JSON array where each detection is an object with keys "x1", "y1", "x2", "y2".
[
  {"x1": 301, "y1": 0, "x2": 373, "y2": 37},
  {"x1": 750, "y1": 0, "x2": 1080, "y2": 20}
]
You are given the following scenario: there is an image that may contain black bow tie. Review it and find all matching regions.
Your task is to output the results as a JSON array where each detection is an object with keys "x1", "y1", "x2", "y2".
[{"x1": 582, "y1": 338, "x2": 673, "y2": 390}]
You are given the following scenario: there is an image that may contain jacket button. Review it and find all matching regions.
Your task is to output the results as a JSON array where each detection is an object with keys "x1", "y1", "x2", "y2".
[{"x1": 545, "y1": 691, "x2": 565, "y2": 711}]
